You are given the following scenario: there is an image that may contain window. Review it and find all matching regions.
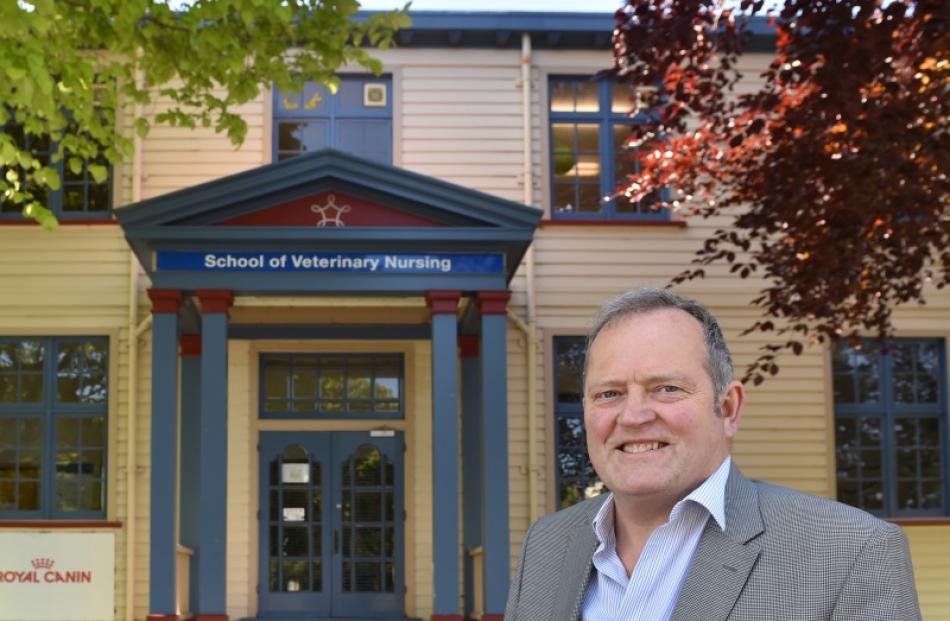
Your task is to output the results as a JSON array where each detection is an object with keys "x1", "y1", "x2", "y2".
[
  {"x1": 0, "y1": 124, "x2": 112, "y2": 220},
  {"x1": 833, "y1": 338, "x2": 948, "y2": 517},
  {"x1": 549, "y1": 76, "x2": 662, "y2": 220},
  {"x1": 552, "y1": 337, "x2": 602, "y2": 508},
  {"x1": 0, "y1": 337, "x2": 108, "y2": 519},
  {"x1": 261, "y1": 354, "x2": 403, "y2": 419},
  {"x1": 274, "y1": 76, "x2": 392, "y2": 164}
]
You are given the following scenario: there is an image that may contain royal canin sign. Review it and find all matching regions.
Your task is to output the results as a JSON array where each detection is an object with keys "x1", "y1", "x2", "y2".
[
  {"x1": 0, "y1": 557, "x2": 93, "y2": 584},
  {"x1": 0, "y1": 532, "x2": 115, "y2": 621}
]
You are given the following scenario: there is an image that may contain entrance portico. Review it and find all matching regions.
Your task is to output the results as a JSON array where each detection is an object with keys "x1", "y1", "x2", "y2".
[{"x1": 116, "y1": 149, "x2": 540, "y2": 621}]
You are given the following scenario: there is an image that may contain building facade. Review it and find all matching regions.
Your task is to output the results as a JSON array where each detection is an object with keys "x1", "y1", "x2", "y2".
[{"x1": 0, "y1": 11, "x2": 947, "y2": 621}]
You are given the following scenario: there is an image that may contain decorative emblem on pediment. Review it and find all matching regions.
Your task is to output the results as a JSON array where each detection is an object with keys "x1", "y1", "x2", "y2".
[{"x1": 310, "y1": 193, "x2": 351, "y2": 227}]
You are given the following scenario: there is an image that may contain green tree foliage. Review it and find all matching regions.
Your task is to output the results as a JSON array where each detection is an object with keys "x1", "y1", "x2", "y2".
[
  {"x1": 0, "y1": 0, "x2": 408, "y2": 228},
  {"x1": 611, "y1": 0, "x2": 948, "y2": 383}
]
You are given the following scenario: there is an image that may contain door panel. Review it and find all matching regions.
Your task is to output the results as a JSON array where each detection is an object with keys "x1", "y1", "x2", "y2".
[
  {"x1": 259, "y1": 431, "x2": 404, "y2": 619},
  {"x1": 260, "y1": 433, "x2": 332, "y2": 616},
  {"x1": 332, "y1": 433, "x2": 404, "y2": 617}
]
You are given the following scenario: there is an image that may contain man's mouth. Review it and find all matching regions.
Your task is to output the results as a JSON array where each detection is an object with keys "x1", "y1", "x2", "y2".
[{"x1": 620, "y1": 441, "x2": 669, "y2": 454}]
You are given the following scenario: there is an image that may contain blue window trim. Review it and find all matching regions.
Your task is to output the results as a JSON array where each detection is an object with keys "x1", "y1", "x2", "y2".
[
  {"x1": 259, "y1": 353, "x2": 404, "y2": 420},
  {"x1": 833, "y1": 337, "x2": 949, "y2": 518},
  {"x1": 0, "y1": 127, "x2": 113, "y2": 221},
  {"x1": 0, "y1": 336, "x2": 109, "y2": 520},
  {"x1": 272, "y1": 75, "x2": 393, "y2": 163},
  {"x1": 548, "y1": 75, "x2": 667, "y2": 221}
]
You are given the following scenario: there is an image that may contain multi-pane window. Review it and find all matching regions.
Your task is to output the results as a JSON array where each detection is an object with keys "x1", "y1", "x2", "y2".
[
  {"x1": 553, "y1": 337, "x2": 602, "y2": 508},
  {"x1": 274, "y1": 76, "x2": 392, "y2": 164},
  {"x1": 834, "y1": 339, "x2": 948, "y2": 517},
  {"x1": 261, "y1": 354, "x2": 403, "y2": 419},
  {"x1": 0, "y1": 337, "x2": 108, "y2": 518},
  {"x1": 0, "y1": 124, "x2": 111, "y2": 219},
  {"x1": 549, "y1": 77, "x2": 662, "y2": 220}
]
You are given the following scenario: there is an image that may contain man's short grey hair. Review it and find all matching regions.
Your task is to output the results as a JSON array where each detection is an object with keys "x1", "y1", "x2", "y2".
[{"x1": 585, "y1": 287, "x2": 735, "y2": 400}]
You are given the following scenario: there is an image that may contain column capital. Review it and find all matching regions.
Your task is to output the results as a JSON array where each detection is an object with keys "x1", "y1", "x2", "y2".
[
  {"x1": 458, "y1": 335, "x2": 479, "y2": 358},
  {"x1": 179, "y1": 335, "x2": 202, "y2": 357},
  {"x1": 147, "y1": 289, "x2": 183, "y2": 315},
  {"x1": 475, "y1": 290, "x2": 511, "y2": 316},
  {"x1": 196, "y1": 289, "x2": 234, "y2": 315},
  {"x1": 425, "y1": 290, "x2": 461, "y2": 316}
]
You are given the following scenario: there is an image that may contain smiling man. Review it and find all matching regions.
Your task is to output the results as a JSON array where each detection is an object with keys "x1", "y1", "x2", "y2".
[{"x1": 505, "y1": 287, "x2": 921, "y2": 621}]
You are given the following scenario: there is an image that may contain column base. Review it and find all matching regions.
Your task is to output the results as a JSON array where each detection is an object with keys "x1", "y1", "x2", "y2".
[{"x1": 146, "y1": 615, "x2": 179, "y2": 621}]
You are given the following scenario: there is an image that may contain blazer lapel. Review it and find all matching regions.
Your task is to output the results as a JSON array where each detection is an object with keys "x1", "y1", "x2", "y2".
[
  {"x1": 552, "y1": 497, "x2": 603, "y2": 621},
  {"x1": 670, "y1": 464, "x2": 765, "y2": 621}
]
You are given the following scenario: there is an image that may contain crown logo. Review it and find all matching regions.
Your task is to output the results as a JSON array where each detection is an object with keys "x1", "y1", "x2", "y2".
[
  {"x1": 31, "y1": 558, "x2": 54, "y2": 570},
  {"x1": 310, "y1": 193, "x2": 351, "y2": 228}
]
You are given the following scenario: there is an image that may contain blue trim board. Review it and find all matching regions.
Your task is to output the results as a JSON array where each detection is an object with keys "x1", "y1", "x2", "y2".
[
  {"x1": 358, "y1": 11, "x2": 775, "y2": 52},
  {"x1": 229, "y1": 324, "x2": 431, "y2": 341},
  {"x1": 196, "y1": 312, "x2": 229, "y2": 614},
  {"x1": 480, "y1": 313, "x2": 510, "y2": 615},
  {"x1": 144, "y1": 271, "x2": 509, "y2": 296},
  {"x1": 430, "y1": 312, "x2": 460, "y2": 615},
  {"x1": 148, "y1": 313, "x2": 179, "y2": 614}
]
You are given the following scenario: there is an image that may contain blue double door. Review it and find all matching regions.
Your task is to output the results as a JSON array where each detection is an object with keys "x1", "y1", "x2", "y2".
[{"x1": 259, "y1": 432, "x2": 405, "y2": 619}]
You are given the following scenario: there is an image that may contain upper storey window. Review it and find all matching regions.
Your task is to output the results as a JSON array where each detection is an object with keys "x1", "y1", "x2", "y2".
[
  {"x1": 0, "y1": 124, "x2": 112, "y2": 221},
  {"x1": 549, "y1": 76, "x2": 663, "y2": 220},
  {"x1": 274, "y1": 76, "x2": 392, "y2": 165}
]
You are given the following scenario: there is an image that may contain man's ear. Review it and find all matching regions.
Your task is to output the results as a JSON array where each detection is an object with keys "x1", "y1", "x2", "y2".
[{"x1": 719, "y1": 380, "x2": 745, "y2": 438}]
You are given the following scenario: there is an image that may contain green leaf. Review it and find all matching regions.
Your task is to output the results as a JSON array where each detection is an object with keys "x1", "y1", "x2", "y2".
[
  {"x1": 134, "y1": 117, "x2": 150, "y2": 139},
  {"x1": 6, "y1": 66, "x2": 26, "y2": 82},
  {"x1": 88, "y1": 164, "x2": 108, "y2": 184},
  {"x1": 68, "y1": 157, "x2": 83, "y2": 175},
  {"x1": 35, "y1": 166, "x2": 61, "y2": 190},
  {"x1": 0, "y1": 140, "x2": 17, "y2": 165}
]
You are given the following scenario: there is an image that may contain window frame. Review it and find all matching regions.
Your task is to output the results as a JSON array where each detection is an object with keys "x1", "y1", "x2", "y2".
[
  {"x1": 833, "y1": 337, "x2": 950, "y2": 518},
  {"x1": 259, "y1": 353, "x2": 404, "y2": 420},
  {"x1": 0, "y1": 336, "x2": 109, "y2": 520},
  {"x1": 0, "y1": 125, "x2": 113, "y2": 221},
  {"x1": 272, "y1": 75, "x2": 393, "y2": 164},
  {"x1": 547, "y1": 75, "x2": 667, "y2": 222},
  {"x1": 551, "y1": 335, "x2": 602, "y2": 509}
]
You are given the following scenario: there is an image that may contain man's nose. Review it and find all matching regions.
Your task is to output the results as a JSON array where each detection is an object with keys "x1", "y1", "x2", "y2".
[{"x1": 617, "y1": 390, "x2": 655, "y2": 425}]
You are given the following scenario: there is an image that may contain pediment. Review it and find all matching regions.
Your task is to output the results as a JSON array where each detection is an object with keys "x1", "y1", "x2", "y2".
[{"x1": 216, "y1": 190, "x2": 442, "y2": 228}]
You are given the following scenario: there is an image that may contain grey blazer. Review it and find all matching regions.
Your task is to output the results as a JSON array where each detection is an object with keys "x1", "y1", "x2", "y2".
[{"x1": 505, "y1": 464, "x2": 921, "y2": 620}]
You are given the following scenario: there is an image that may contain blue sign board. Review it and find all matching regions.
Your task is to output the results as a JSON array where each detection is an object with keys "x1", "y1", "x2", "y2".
[{"x1": 156, "y1": 251, "x2": 505, "y2": 274}]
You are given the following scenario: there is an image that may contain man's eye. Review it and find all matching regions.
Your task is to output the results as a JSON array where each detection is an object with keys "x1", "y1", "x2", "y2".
[
  {"x1": 596, "y1": 390, "x2": 621, "y2": 400},
  {"x1": 658, "y1": 385, "x2": 681, "y2": 394}
]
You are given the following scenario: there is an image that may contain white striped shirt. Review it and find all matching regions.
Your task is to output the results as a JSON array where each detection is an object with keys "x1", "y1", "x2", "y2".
[{"x1": 581, "y1": 457, "x2": 731, "y2": 621}]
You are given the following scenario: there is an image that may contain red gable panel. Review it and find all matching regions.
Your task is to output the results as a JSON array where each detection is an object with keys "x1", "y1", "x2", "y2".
[{"x1": 217, "y1": 191, "x2": 442, "y2": 227}]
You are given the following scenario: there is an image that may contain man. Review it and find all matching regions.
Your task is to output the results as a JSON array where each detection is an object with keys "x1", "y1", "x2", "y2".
[{"x1": 505, "y1": 287, "x2": 921, "y2": 620}]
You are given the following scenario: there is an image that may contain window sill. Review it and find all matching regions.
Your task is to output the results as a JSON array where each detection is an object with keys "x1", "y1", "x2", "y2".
[
  {"x1": 0, "y1": 218, "x2": 117, "y2": 225},
  {"x1": 887, "y1": 517, "x2": 950, "y2": 527},
  {"x1": 540, "y1": 218, "x2": 687, "y2": 228},
  {"x1": 0, "y1": 520, "x2": 122, "y2": 529}
]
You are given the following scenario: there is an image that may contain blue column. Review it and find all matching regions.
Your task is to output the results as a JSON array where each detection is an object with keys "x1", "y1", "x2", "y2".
[
  {"x1": 195, "y1": 290, "x2": 233, "y2": 616},
  {"x1": 146, "y1": 289, "x2": 182, "y2": 618},
  {"x1": 460, "y1": 336, "x2": 482, "y2": 619},
  {"x1": 179, "y1": 335, "x2": 201, "y2": 615},
  {"x1": 426, "y1": 290, "x2": 461, "y2": 619},
  {"x1": 477, "y1": 291, "x2": 511, "y2": 618}
]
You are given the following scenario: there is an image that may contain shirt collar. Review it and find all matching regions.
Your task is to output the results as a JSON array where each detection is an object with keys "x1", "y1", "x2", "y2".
[{"x1": 591, "y1": 456, "x2": 731, "y2": 542}]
